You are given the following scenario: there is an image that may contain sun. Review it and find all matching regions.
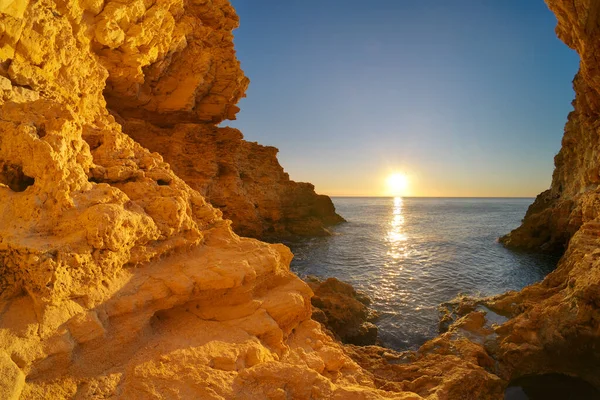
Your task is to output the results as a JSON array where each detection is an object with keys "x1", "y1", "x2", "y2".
[{"x1": 386, "y1": 173, "x2": 409, "y2": 196}]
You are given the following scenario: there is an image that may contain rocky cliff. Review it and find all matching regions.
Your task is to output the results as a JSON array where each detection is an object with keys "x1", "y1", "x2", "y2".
[
  {"x1": 120, "y1": 119, "x2": 344, "y2": 239},
  {"x1": 351, "y1": 0, "x2": 600, "y2": 394},
  {"x1": 500, "y1": 1, "x2": 600, "y2": 254},
  {"x1": 81, "y1": 0, "x2": 343, "y2": 239},
  {"x1": 0, "y1": 1, "x2": 478, "y2": 399}
]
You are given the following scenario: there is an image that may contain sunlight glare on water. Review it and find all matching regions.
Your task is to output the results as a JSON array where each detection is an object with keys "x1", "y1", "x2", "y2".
[
  {"x1": 387, "y1": 197, "x2": 407, "y2": 258},
  {"x1": 287, "y1": 197, "x2": 560, "y2": 350}
]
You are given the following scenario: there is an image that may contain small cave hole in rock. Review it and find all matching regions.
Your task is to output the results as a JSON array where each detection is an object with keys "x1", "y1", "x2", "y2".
[
  {"x1": 504, "y1": 374, "x2": 600, "y2": 400},
  {"x1": 88, "y1": 176, "x2": 102, "y2": 184},
  {"x1": 217, "y1": 163, "x2": 234, "y2": 177},
  {"x1": 36, "y1": 124, "x2": 47, "y2": 138},
  {"x1": 0, "y1": 163, "x2": 35, "y2": 192},
  {"x1": 156, "y1": 179, "x2": 170, "y2": 186},
  {"x1": 83, "y1": 134, "x2": 104, "y2": 151}
]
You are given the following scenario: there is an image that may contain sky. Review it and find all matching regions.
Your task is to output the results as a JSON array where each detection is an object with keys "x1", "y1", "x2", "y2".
[{"x1": 226, "y1": 0, "x2": 580, "y2": 197}]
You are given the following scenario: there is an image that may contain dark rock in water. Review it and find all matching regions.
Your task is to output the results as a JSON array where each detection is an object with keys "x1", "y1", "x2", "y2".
[
  {"x1": 504, "y1": 374, "x2": 600, "y2": 400},
  {"x1": 438, "y1": 295, "x2": 480, "y2": 333},
  {"x1": 304, "y1": 276, "x2": 379, "y2": 345},
  {"x1": 345, "y1": 322, "x2": 379, "y2": 346}
]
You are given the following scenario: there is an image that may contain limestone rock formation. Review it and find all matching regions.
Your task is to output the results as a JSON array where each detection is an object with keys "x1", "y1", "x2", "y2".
[
  {"x1": 0, "y1": 1, "x2": 450, "y2": 399},
  {"x1": 121, "y1": 119, "x2": 345, "y2": 239},
  {"x1": 72, "y1": 0, "x2": 345, "y2": 240},
  {"x1": 97, "y1": 0, "x2": 249, "y2": 126},
  {"x1": 501, "y1": 1, "x2": 600, "y2": 253},
  {"x1": 492, "y1": 2, "x2": 600, "y2": 387},
  {"x1": 306, "y1": 276, "x2": 379, "y2": 346},
  {"x1": 0, "y1": 1, "x2": 388, "y2": 398}
]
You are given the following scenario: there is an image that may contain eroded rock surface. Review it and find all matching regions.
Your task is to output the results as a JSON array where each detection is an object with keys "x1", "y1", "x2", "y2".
[
  {"x1": 493, "y1": 1, "x2": 600, "y2": 387},
  {"x1": 122, "y1": 119, "x2": 345, "y2": 239},
  {"x1": 0, "y1": 1, "x2": 388, "y2": 398},
  {"x1": 96, "y1": 0, "x2": 249, "y2": 126},
  {"x1": 76, "y1": 0, "x2": 345, "y2": 240},
  {"x1": 500, "y1": 1, "x2": 600, "y2": 254},
  {"x1": 0, "y1": 1, "x2": 466, "y2": 399}
]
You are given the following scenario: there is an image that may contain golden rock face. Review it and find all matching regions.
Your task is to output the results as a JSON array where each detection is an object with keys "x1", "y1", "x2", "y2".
[
  {"x1": 0, "y1": 1, "x2": 413, "y2": 399},
  {"x1": 121, "y1": 119, "x2": 345, "y2": 239},
  {"x1": 0, "y1": 1, "x2": 383, "y2": 398},
  {"x1": 96, "y1": 0, "x2": 249, "y2": 125},
  {"x1": 502, "y1": 1, "x2": 600, "y2": 252}
]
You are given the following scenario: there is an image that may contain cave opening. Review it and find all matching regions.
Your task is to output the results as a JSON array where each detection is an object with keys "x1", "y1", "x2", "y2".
[
  {"x1": 504, "y1": 374, "x2": 599, "y2": 400},
  {"x1": 0, "y1": 163, "x2": 35, "y2": 192}
]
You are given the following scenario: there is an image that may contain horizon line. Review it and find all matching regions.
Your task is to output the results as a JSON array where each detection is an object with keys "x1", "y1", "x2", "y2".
[{"x1": 325, "y1": 195, "x2": 537, "y2": 199}]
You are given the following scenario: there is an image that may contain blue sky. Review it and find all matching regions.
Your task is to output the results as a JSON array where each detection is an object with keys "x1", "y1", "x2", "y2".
[{"x1": 226, "y1": 0, "x2": 580, "y2": 197}]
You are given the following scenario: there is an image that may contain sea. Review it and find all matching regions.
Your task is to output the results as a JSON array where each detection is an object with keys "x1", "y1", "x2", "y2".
[{"x1": 285, "y1": 197, "x2": 560, "y2": 351}]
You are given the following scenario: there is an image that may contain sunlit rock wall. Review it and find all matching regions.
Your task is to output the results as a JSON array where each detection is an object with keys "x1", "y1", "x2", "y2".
[
  {"x1": 86, "y1": 0, "x2": 343, "y2": 239},
  {"x1": 0, "y1": 1, "x2": 390, "y2": 398},
  {"x1": 501, "y1": 0, "x2": 600, "y2": 253},
  {"x1": 122, "y1": 119, "x2": 344, "y2": 238},
  {"x1": 470, "y1": 0, "x2": 600, "y2": 389}
]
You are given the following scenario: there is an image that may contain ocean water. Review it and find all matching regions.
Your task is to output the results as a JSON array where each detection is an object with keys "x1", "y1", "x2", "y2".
[{"x1": 286, "y1": 197, "x2": 560, "y2": 351}]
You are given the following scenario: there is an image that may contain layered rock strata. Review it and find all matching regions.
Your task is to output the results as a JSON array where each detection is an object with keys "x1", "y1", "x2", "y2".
[{"x1": 121, "y1": 119, "x2": 345, "y2": 239}]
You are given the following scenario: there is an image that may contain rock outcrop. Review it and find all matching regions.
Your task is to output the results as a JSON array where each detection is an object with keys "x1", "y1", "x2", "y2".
[
  {"x1": 65, "y1": 0, "x2": 344, "y2": 240},
  {"x1": 491, "y1": 2, "x2": 600, "y2": 387},
  {"x1": 352, "y1": 1, "x2": 600, "y2": 392},
  {"x1": 500, "y1": 1, "x2": 600, "y2": 254},
  {"x1": 0, "y1": 1, "x2": 473, "y2": 399},
  {"x1": 305, "y1": 276, "x2": 379, "y2": 346},
  {"x1": 0, "y1": 1, "x2": 381, "y2": 398},
  {"x1": 340, "y1": 0, "x2": 600, "y2": 395},
  {"x1": 121, "y1": 119, "x2": 345, "y2": 239}
]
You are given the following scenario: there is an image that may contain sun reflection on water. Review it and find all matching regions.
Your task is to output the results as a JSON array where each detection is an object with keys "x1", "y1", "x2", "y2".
[{"x1": 387, "y1": 197, "x2": 407, "y2": 259}]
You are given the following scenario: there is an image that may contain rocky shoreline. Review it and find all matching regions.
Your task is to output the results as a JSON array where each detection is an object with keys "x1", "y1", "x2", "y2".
[{"x1": 305, "y1": 276, "x2": 379, "y2": 346}]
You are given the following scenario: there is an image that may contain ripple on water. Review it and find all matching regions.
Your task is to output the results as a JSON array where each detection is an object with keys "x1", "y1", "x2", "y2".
[{"x1": 287, "y1": 197, "x2": 560, "y2": 351}]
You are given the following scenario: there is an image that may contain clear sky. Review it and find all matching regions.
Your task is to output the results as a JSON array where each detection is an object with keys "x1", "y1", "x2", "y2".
[{"x1": 226, "y1": 0, "x2": 580, "y2": 197}]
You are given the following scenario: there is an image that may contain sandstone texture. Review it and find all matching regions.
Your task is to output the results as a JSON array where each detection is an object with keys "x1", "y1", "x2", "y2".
[
  {"x1": 501, "y1": 1, "x2": 600, "y2": 253},
  {"x1": 121, "y1": 119, "x2": 345, "y2": 239},
  {"x1": 0, "y1": 1, "x2": 476, "y2": 399}
]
